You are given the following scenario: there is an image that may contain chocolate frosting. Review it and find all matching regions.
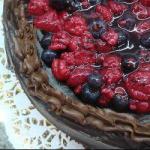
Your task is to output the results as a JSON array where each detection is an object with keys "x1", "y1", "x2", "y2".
[{"x1": 3, "y1": 0, "x2": 150, "y2": 148}]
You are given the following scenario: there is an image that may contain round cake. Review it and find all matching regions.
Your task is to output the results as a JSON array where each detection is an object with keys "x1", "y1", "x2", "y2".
[{"x1": 3, "y1": 0, "x2": 150, "y2": 148}]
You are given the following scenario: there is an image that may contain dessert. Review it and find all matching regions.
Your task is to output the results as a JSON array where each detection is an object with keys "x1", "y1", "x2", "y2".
[{"x1": 3, "y1": 0, "x2": 150, "y2": 148}]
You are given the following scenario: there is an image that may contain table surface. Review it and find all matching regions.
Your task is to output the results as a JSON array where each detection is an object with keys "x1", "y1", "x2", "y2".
[{"x1": 0, "y1": 0, "x2": 84, "y2": 149}]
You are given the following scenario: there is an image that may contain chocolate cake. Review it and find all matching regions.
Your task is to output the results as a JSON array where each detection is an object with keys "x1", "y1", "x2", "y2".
[{"x1": 3, "y1": 0, "x2": 150, "y2": 148}]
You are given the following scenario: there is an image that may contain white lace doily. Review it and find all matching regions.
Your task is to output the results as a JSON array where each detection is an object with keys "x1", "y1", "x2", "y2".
[{"x1": 0, "y1": 0, "x2": 84, "y2": 148}]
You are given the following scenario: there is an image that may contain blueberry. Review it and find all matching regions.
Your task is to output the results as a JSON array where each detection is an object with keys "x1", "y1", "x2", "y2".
[
  {"x1": 50, "y1": 0, "x2": 68, "y2": 11},
  {"x1": 118, "y1": 12, "x2": 137, "y2": 31},
  {"x1": 115, "y1": 29, "x2": 128, "y2": 48},
  {"x1": 40, "y1": 33, "x2": 52, "y2": 49},
  {"x1": 121, "y1": 54, "x2": 139, "y2": 73},
  {"x1": 111, "y1": 94, "x2": 129, "y2": 112},
  {"x1": 81, "y1": 84, "x2": 100, "y2": 104},
  {"x1": 88, "y1": 73, "x2": 103, "y2": 89},
  {"x1": 41, "y1": 49, "x2": 58, "y2": 67},
  {"x1": 89, "y1": 0, "x2": 102, "y2": 5},
  {"x1": 89, "y1": 19, "x2": 106, "y2": 39},
  {"x1": 66, "y1": 0, "x2": 82, "y2": 13},
  {"x1": 50, "y1": 0, "x2": 81, "y2": 12},
  {"x1": 41, "y1": 30, "x2": 50, "y2": 36},
  {"x1": 140, "y1": 32, "x2": 150, "y2": 48}
]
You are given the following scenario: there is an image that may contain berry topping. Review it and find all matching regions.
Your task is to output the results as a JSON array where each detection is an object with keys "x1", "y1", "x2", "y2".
[
  {"x1": 132, "y1": 2, "x2": 150, "y2": 20},
  {"x1": 50, "y1": 0, "x2": 68, "y2": 11},
  {"x1": 50, "y1": 0, "x2": 81, "y2": 13},
  {"x1": 40, "y1": 33, "x2": 52, "y2": 49},
  {"x1": 140, "y1": 32, "x2": 150, "y2": 48},
  {"x1": 64, "y1": 15, "x2": 88, "y2": 36},
  {"x1": 108, "y1": 0, "x2": 127, "y2": 16},
  {"x1": 125, "y1": 70, "x2": 150, "y2": 101},
  {"x1": 52, "y1": 59, "x2": 70, "y2": 81},
  {"x1": 50, "y1": 31, "x2": 70, "y2": 51},
  {"x1": 115, "y1": 29, "x2": 128, "y2": 48},
  {"x1": 41, "y1": 49, "x2": 59, "y2": 66},
  {"x1": 101, "y1": 28, "x2": 119, "y2": 46},
  {"x1": 28, "y1": 0, "x2": 150, "y2": 113},
  {"x1": 88, "y1": 73, "x2": 103, "y2": 89},
  {"x1": 67, "y1": 65, "x2": 94, "y2": 87},
  {"x1": 28, "y1": 0, "x2": 49, "y2": 16},
  {"x1": 89, "y1": 0, "x2": 102, "y2": 5},
  {"x1": 118, "y1": 12, "x2": 137, "y2": 31},
  {"x1": 111, "y1": 94, "x2": 129, "y2": 112},
  {"x1": 34, "y1": 10, "x2": 63, "y2": 32},
  {"x1": 121, "y1": 54, "x2": 139, "y2": 74},
  {"x1": 89, "y1": 18, "x2": 106, "y2": 39},
  {"x1": 81, "y1": 84, "x2": 100, "y2": 104},
  {"x1": 140, "y1": 0, "x2": 150, "y2": 7},
  {"x1": 96, "y1": 4, "x2": 113, "y2": 22}
]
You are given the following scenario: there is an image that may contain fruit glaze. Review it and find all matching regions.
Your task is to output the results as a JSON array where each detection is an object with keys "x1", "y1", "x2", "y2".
[{"x1": 27, "y1": 0, "x2": 150, "y2": 113}]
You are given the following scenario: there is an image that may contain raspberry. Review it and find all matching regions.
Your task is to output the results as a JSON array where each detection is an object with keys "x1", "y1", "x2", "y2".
[
  {"x1": 64, "y1": 15, "x2": 88, "y2": 36},
  {"x1": 49, "y1": 31, "x2": 71, "y2": 51},
  {"x1": 108, "y1": 0, "x2": 127, "y2": 16},
  {"x1": 67, "y1": 65, "x2": 94, "y2": 87},
  {"x1": 61, "y1": 51, "x2": 96, "y2": 66},
  {"x1": 96, "y1": 40, "x2": 113, "y2": 53},
  {"x1": 136, "y1": 20, "x2": 150, "y2": 33},
  {"x1": 101, "y1": 28, "x2": 119, "y2": 46},
  {"x1": 132, "y1": 2, "x2": 150, "y2": 20},
  {"x1": 101, "y1": 86, "x2": 115, "y2": 99},
  {"x1": 68, "y1": 36, "x2": 81, "y2": 51},
  {"x1": 81, "y1": 0, "x2": 90, "y2": 9},
  {"x1": 100, "y1": 67, "x2": 122, "y2": 84},
  {"x1": 96, "y1": 4, "x2": 113, "y2": 22},
  {"x1": 125, "y1": 71, "x2": 150, "y2": 101},
  {"x1": 28, "y1": 0, "x2": 49, "y2": 16},
  {"x1": 58, "y1": 11, "x2": 69, "y2": 21},
  {"x1": 34, "y1": 10, "x2": 63, "y2": 32},
  {"x1": 80, "y1": 32, "x2": 96, "y2": 51},
  {"x1": 140, "y1": 0, "x2": 150, "y2": 7},
  {"x1": 98, "y1": 84, "x2": 116, "y2": 106},
  {"x1": 101, "y1": 54, "x2": 121, "y2": 68},
  {"x1": 68, "y1": 32, "x2": 96, "y2": 51},
  {"x1": 130, "y1": 100, "x2": 150, "y2": 113},
  {"x1": 98, "y1": 96, "x2": 111, "y2": 107},
  {"x1": 52, "y1": 59, "x2": 71, "y2": 81}
]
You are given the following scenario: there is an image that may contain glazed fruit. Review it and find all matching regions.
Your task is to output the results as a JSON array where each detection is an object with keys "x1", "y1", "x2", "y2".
[
  {"x1": 50, "y1": 0, "x2": 68, "y2": 11},
  {"x1": 115, "y1": 29, "x2": 128, "y2": 48},
  {"x1": 40, "y1": 33, "x2": 52, "y2": 49},
  {"x1": 89, "y1": 18, "x2": 106, "y2": 39},
  {"x1": 118, "y1": 12, "x2": 137, "y2": 31},
  {"x1": 89, "y1": 0, "x2": 102, "y2": 5},
  {"x1": 88, "y1": 73, "x2": 103, "y2": 89},
  {"x1": 81, "y1": 84, "x2": 100, "y2": 104},
  {"x1": 28, "y1": 0, "x2": 150, "y2": 113},
  {"x1": 111, "y1": 94, "x2": 129, "y2": 112},
  {"x1": 41, "y1": 49, "x2": 59, "y2": 66},
  {"x1": 121, "y1": 54, "x2": 139, "y2": 73},
  {"x1": 140, "y1": 32, "x2": 150, "y2": 48}
]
